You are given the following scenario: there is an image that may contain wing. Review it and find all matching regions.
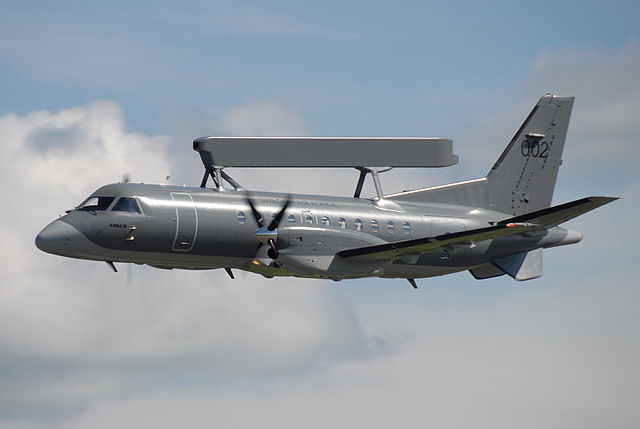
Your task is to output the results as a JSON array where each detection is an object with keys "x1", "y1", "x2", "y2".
[
  {"x1": 337, "y1": 223, "x2": 535, "y2": 261},
  {"x1": 338, "y1": 196, "x2": 617, "y2": 262},
  {"x1": 497, "y1": 196, "x2": 618, "y2": 228}
]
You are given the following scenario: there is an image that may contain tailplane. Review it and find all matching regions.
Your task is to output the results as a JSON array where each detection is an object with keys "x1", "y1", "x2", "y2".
[
  {"x1": 469, "y1": 248, "x2": 543, "y2": 281},
  {"x1": 387, "y1": 94, "x2": 575, "y2": 215},
  {"x1": 485, "y1": 94, "x2": 574, "y2": 215}
]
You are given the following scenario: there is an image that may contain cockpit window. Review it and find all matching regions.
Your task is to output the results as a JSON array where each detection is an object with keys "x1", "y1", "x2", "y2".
[
  {"x1": 78, "y1": 196, "x2": 115, "y2": 211},
  {"x1": 112, "y1": 197, "x2": 141, "y2": 214}
]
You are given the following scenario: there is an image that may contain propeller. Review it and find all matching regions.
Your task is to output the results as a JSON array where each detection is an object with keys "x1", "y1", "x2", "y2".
[{"x1": 244, "y1": 193, "x2": 292, "y2": 259}]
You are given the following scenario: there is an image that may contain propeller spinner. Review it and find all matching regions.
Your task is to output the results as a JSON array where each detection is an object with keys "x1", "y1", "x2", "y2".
[{"x1": 245, "y1": 193, "x2": 291, "y2": 259}]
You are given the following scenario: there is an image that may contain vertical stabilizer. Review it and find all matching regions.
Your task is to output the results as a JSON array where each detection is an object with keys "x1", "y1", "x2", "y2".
[
  {"x1": 386, "y1": 95, "x2": 575, "y2": 216},
  {"x1": 486, "y1": 95, "x2": 574, "y2": 215}
]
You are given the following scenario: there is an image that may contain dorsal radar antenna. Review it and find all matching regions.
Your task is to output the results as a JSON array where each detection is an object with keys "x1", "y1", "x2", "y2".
[{"x1": 193, "y1": 136, "x2": 458, "y2": 197}]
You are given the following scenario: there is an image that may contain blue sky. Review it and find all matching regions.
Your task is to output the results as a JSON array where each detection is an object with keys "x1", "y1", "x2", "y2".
[
  {"x1": 1, "y1": 1, "x2": 639, "y2": 427},
  {"x1": 4, "y1": 1, "x2": 639, "y2": 135}
]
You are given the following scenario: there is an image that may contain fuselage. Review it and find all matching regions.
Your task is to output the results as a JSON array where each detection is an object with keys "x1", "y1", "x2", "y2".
[{"x1": 35, "y1": 182, "x2": 579, "y2": 280}]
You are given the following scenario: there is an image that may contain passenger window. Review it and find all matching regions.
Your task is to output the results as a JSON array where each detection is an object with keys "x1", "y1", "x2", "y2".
[
  {"x1": 287, "y1": 214, "x2": 296, "y2": 223},
  {"x1": 338, "y1": 218, "x2": 347, "y2": 229},
  {"x1": 402, "y1": 221, "x2": 411, "y2": 234},
  {"x1": 321, "y1": 216, "x2": 330, "y2": 226},
  {"x1": 237, "y1": 211, "x2": 246, "y2": 224},
  {"x1": 354, "y1": 219, "x2": 363, "y2": 231},
  {"x1": 79, "y1": 196, "x2": 115, "y2": 211},
  {"x1": 304, "y1": 214, "x2": 313, "y2": 224},
  {"x1": 112, "y1": 197, "x2": 141, "y2": 213},
  {"x1": 386, "y1": 220, "x2": 395, "y2": 233},
  {"x1": 371, "y1": 219, "x2": 379, "y2": 232}
]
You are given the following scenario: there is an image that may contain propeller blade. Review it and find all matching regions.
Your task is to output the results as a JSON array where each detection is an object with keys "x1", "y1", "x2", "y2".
[
  {"x1": 246, "y1": 193, "x2": 291, "y2": 261},
  {"x1": 267, "y1": 240, "x2": 279, "y2": 259},
  {"x1": 244, "y1": 193, "x2": 264, "y2": 228},
  {"x1": 268, "y1": 195, "x2": 292, "y2": 231}
]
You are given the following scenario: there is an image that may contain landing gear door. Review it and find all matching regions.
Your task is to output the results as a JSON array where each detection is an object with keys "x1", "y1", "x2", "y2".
[{"x1": 171, "y1": 192, "x2": 198, "y2": 251}]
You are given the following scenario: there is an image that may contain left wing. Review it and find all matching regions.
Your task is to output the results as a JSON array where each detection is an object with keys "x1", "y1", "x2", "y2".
[
  {"x1": 497, "y1": 196, "x2": 617, "y2": 228},
  {"x1": 338, "y1": 195, "x2": 617, "y2": 262},
  {"x1": 337, "y1": 223, "x2": 535, "y2": 261}
]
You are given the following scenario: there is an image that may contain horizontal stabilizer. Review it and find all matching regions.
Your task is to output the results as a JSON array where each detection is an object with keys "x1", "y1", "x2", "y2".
[
  {"x1": 338, "y1": 223, "x2": 536, "y2": 261},
  {"x1": 497, "y1": 196, "x2": 617, "y2": 228},
  {"x1": 469, "y1": 264, "x2": 506, "y2": 280},
  {"x1": 493, "y1": 248, "x2": 542, "y2": 281}
]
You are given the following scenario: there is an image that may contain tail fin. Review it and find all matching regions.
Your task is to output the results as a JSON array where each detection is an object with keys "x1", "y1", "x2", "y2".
[
  {"x1": 485, "y1": 94, "x2": 574, "y2": 215},
  {"x1": 386, "y1": 94, "x2": 575, "y2": 215}
]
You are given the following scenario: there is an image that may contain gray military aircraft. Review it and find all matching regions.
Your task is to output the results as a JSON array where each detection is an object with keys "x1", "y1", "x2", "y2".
[{"x1": 35, "y1": 95, "x2": 616, "y2": 287}]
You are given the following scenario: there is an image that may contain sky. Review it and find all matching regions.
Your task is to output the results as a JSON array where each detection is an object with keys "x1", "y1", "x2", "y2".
[{"x1": 1, "y1": 1, "x2": 639, "y2": 427}]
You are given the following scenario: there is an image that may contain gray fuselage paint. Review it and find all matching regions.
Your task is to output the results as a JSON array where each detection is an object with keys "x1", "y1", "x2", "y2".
[{"x1": 51, "y1": 182, "x2": 572, "y2": 280}]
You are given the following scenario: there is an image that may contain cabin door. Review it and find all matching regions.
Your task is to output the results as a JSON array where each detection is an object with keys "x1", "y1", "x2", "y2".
[{"x1": 171, "y1": 192, "x2": 198, "y2": 251}]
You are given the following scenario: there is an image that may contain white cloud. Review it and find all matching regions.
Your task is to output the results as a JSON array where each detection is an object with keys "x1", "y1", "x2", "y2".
[
  {"x1": 20, "y1": 268, "x2": 640, "y2": 429},
  {"x1": 1, "y1": 40, "x2": 639, "y2": 427},
  {"x1": 0, "y1": 102, "x2": 377, "y2": 423},
  {"x1": 3, "y1": 101, "x2": 171, "y2": 194}
]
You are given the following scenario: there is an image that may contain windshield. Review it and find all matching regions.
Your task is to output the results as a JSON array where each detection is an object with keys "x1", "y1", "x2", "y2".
[
  {"x1": 112, "y1": 197, "x2": 141, "y2": 214},
  {"x1": 77, "y1": 196, "x2": 115, "y2": 211}
]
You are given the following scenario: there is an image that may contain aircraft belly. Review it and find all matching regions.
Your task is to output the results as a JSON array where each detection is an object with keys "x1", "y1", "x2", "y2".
[
  {"x1": 103, "y1": 249, "x2": 250, "y2": 270},
  {"x1": 381, "y1": 263, "x2": 465, "y2": 279}
]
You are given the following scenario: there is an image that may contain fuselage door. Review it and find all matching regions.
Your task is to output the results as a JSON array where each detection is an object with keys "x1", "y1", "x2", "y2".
[{"x1": 171, "y1": 192, "x2": 198, "y2": 251}]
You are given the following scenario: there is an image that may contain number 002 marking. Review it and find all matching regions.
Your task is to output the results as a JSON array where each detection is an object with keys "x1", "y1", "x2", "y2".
[{"x1": 521, "y1": 140, "x2": 549, "y2": 158}]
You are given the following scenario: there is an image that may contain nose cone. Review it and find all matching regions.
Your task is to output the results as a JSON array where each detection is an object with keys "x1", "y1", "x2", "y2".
[{"x1": 35, "y1": 219, "x2": 83, "y2": 255}]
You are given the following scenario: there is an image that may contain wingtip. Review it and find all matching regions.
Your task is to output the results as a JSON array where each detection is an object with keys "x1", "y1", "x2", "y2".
[{"x1": 589, "y1": 196, "x2": 619, "y2": 204}]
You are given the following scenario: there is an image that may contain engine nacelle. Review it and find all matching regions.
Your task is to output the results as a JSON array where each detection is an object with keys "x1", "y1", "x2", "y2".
[{"x1": 276, "y1": 225, "x2": 387, "y2": 277}]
